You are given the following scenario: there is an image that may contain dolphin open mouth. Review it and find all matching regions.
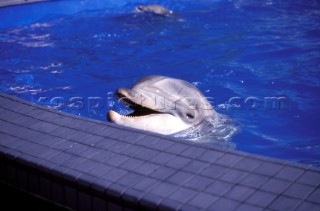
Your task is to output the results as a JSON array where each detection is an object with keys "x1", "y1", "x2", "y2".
[
  {"x1": 107, "y1": 88, "x2": 165, "y2": 121},
  {"x1": 115, "y1": 90, "x2": 163, "y2": 118}
]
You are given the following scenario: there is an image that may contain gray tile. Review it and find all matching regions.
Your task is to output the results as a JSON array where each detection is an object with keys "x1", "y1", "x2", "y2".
[
  {"x1": 91, "y1": 150, "x2": 116, "y2": 163},
  {"x1": 237, "y1": 203, "x2": 263, "y2": 211},
  {"x1": 158, "y1": 198, "x2": 182, "y2": 211},
  {"x1": 181, "y1": 146, "x2": 207, "y2": 159},
  {"x1": 2, "y1": 122, "x2": 33, "y2": 140},
  {"x1": 73, "y1": 159, "x2": 97, "y2": 173},
  {"x1": 69, "y1": 131, "x2": 93, "y2": 142},
  {"x1": 95, "y1": 126, "x2": 119, "y2": 137},
  {"x1": 205, "y1": 180, "x2": 233, "y2": 196},
  {"x1": 149, "y1": 138, "x2": 174, "y2": 151},
  {"x1": 150, "y1": 182, "x2": 178, "y2": 198},
  {"x1": 27, "y1": 109, "x2": 55, "y2": 121},
  {"x1": 150, "y1": 166, "x2": 176, "y2": 181},
  {"x1": 76, "y1": 174, "x2": 96, "y2": 188},
  {"x1": 268, "y1": 195, "x2": 301, "y2": 210},
  {"x1": 209, "y1": 198, "x2": 240, "y2": 211},
  {"x1": 107, "y1": 183, "x2": 127, "y2": 199},
  {"x1": 200, "y1": 164, "x2": 228, "y2": 179},
  {"x1": 29, "y1": 121, "x2": 59, "y2": 133},
  {"x1": 123, "y1": 188, "x2": 144, "y2": 207},
  {"x1": 86, "y1": 163, "x2": 113, "y2": 177},
  {"x1": 167, "y1": 171, "x2": 194, "y2": 185},
  {"x1": 184, "y1": 175, "x2": 213, "y2": 191},
  {"x1": 84, "y1": 123, "x2": 107, "y2": 134},
  {"x1": 197, "y1": 149, "x2": 224, "y2": 163},
  {"x1": 79, "y1": 147, "x2": 101, "y2": 159},
  {"x1": 102, "y1": 168, "x2": 128, "y2": 183},
  {"x1": 284, "y1": 183, "x2": 315, "y2": 199},
  {"x1": 0, "y1": 135, "x2": 25, "y2": 149},
  {"x1": 53, "y1": 139, "x2": 77, "y2": 151},
  {"x1": 61, "y1": 167, "x2": 83, "y2": 182},
  {"x1": 275, "y1": 166, "x2": 305, "y2": 182},
  {"x1": 183, "y1": 160, "x2": 210, "y2": 174},
  {"x1": 63, "y1": 118, "x2": 92, "y2": 130},
  {"x1": 133, "y1": 162, "x2": 159, "y2": 176},
  {"x1": 94, "y1": 139, "x2": 117, "y2": 150},
  {"x1": 48, "y1": 152, "x2": 74, "y2": 165},
  {"x1": 169, "y1": 187, "x2": 198, "y2": 203},
  {"x1": 81, "y1": 135, "x2": 105, "y2": 146},
  {"x1": 246, "y1": 190, "x2": 277, "y2": 207},
  {"x1": 117, "y1": 172, "x2": 141, "y2": 187},
  {"x1": 297, "y1": 170, "x2": 320, "y2": 186},
  {"x1": 189, "y1": 192, "x2": 218, "y2": 209},
  {"x1": 135, "y1": 134, "x2": 157, "y2": 146},
  {"x1": 119, "y1": 158, "x2": 144, "y2": 172},
  {"x1": 133, "y1": 177, "x2": 160, "y2": 192},
  {"x1": 16, "y1": 116, "x2": 39, "y2": 127},
  {"x1": 64, "y1": 143, "x2": 89, "y2": 155},
  {"x1": 307, "y1": 188, "x2": 320, "y2": 204},
  {"x1": 166, "y1": 156, "x2": 192, "y2": 169},
  {"x1": 91, "y1": 178, "x2": 112, "y2": 193},
  {"x1": 50, "y1": 114, "x2": 74, "y2": 126},
  {"x1": 254, "y1": 161, "x2": 283, "y2": 177},
  {"x1": 219, "y1": 169, "x2": 248, "y2": 183},
  {"x1": 120, "y1": 144, "x2": 145, "y2": 157},
  {"x1": 107, "y1": 141, "x2": 130, "y2": 153},
  {"x1": 233, "y1": 157, "x2": 262, "y2": 172},
  {"x1": 107, "y1": 154, "x2": 129, "y2": 167},
  {"x1": 260, "y1": 178, "x2": 291, "y2": 194},
  {"x1": 150, "y1": 152, "x2": 176, "y2": 165},
  {"x1": 239, "y1": 173, "x2": 269, "y2": 189},
  {"x1": 49, "y1": 137, "x2": 74, "y2": 150},
  {"x1": 134, "y1": 148, "x2": 159, "y2": 161},
  {"x1": 140, "y1": 192, "x2": 162, "y2": 209},
  {"x1": 109, "y1": 130, "x2": 145, "y2": 144},
  {"x1": 224, "y1": 185, "x2": 255, "y2": 202},
  {"x1": 50, "y1": 127, "x2": 79, "y2": 139},
  {"x1": 296, "y1": 201, "x2": 320, "y2": 211},
  {"x1": 165, "y1": 142, "x2": 190, "y2": 155},
  {"x1": 62, "y1": 155, "x2": 86, "y2": 168},
  {"x1": 215, "y1": 153, "x2": 243, "y2": 167}
]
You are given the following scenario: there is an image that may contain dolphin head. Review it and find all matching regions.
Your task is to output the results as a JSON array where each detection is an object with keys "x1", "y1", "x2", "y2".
[
  {"x1": 134, "y1": 4, "x2": 173, "y2": 16},
  {"x1": 107, "y1": 76, "x2": 216, "y2": 135}
]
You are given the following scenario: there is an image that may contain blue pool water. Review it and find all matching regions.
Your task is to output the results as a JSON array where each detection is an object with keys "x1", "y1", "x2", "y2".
[{"x1": 1, "y1": 0, "x2": 320, "y2": 166}]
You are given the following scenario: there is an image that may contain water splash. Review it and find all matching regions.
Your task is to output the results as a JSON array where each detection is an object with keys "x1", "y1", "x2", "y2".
[{"x1": 173, "y1": 113, "x2": 239, "y2": 149}]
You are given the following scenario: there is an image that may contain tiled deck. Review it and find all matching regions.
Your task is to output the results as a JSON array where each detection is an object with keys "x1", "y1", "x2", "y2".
[{"x1": 0, "y1": 92, "x2": 319, "y2": 210}]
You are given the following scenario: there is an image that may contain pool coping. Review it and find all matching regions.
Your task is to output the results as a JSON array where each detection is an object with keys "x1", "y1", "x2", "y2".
[{"x1": 1, "y1": 92, "x2": 319, "y2": 210}]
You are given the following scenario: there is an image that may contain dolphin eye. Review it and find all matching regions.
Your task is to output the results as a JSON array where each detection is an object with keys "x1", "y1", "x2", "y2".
[{"x1": 186, "y1": 113, "x2": 195, "y2": 119}]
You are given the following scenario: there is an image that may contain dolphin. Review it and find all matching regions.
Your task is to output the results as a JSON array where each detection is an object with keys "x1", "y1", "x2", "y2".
[
  {"x1": 134, "y1": 4, "x2": 174, "y2": 17},
  {"x1": 107, "y1": 75, "x2": 216, "y2": 135}
]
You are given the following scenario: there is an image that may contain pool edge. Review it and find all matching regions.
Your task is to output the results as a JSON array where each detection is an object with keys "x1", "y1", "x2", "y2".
[{"x1": 1, "y1": 93, "x2": 319, "y2": 210}]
